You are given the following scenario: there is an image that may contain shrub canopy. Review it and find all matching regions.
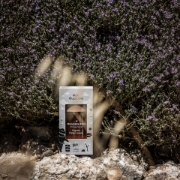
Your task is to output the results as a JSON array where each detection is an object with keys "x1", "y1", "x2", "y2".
[{"x1": 0, "y1": 0, "x2": 180, "y2": 147}]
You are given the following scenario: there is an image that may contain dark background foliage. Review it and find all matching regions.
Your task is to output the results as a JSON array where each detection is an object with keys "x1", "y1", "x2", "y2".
[{"x1": 0, "y1": 0, "x2": 180, "y2": 149}]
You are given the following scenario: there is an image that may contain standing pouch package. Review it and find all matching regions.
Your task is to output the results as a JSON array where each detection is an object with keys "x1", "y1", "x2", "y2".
[{"x1": 59, "y1": 86, "x2": 93, "y2": 155}]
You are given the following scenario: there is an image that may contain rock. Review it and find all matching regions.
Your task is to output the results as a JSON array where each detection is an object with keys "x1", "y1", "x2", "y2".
[
  {"x1": 106, "y1": 167, "x2": 122, "y2": 180},
  {"x1": 40, "y1": 149, "x2": 54, "y2": 159},
  {"x1": 96, "y1": 171, "x2": 108, "y2": 180},
  {"x1": 149, "y1": 166, "x2": 156, "y2": 170},
  {"x1": 145, "y1": 161, "x2": 180, "y2": 180},
  {"x1": 101, "y1": 149, "x2": 148, "y2": 180},
  {"x1": 2, "y1": 149, "x2": 180, "y2": 180},
  {"x1": 31, "y1": 148, "x2": 147, "y2": 180}
]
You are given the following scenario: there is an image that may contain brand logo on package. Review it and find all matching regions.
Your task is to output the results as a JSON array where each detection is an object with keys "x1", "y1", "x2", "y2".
[
  {"x1": 59, "y1": 86, "x2": 93, "y2": 155},
  {"x1": 73, "y1": 143, "x2": 78, "y2": 147},
  {"x1": 69, "y1": 94, "x2": 83, "y2": 100}
]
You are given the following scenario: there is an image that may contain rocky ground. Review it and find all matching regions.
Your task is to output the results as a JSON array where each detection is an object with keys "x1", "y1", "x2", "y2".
[
  {"x1": 0, "y1": 149, "x2": 180, "y2": 180},
  {"x1": 0, "y1": 120, "x2": 180, "y2": 180}
]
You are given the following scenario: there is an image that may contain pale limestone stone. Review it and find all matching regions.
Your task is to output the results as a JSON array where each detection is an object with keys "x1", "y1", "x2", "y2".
[
  {"x1": 106, "y1": 167, "x2": 122, "y2": 180},
  {"x1": 31, "y1": 148, "x2": 147, "y2": 180},
  {"x1": 145, "y1": 161, "x2": 180, "y2": 180}
]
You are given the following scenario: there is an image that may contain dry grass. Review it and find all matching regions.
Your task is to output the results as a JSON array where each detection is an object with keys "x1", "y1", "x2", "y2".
[{"x1": 0, "y1": 152, "x2": 35, "y2": 180}]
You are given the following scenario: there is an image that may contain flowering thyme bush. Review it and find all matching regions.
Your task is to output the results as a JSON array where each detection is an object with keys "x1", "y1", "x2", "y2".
[{"x1": 0, "y1": 0, "x2": 180, "y2": 148}]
